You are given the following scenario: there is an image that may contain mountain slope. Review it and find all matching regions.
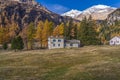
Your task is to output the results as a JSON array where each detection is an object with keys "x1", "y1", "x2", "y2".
[
  {"x1": 0, "y1": 0, "x2": 75, "y2": 28},
  {"x1": 61, "y1": 9, "x2": 82, "y2": 18}
]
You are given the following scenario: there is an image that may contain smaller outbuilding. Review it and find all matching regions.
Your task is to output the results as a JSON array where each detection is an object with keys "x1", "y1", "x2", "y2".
[
  {"x1": 109, "y1": 36, "x2": 120, "y2": 45},
  {"x1": 65, "y1": 40, "x2": 80, "y2": 48}
]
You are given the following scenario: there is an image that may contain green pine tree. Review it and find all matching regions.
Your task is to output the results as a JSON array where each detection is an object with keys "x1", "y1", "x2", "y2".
[
  {"x1": 11, "y1": 36, "x2": 24, "y2": 51},
  {"x1": 11, "y1": 37, "x2": 17, "y2": 51},
  {"x1": 2, "y1": 43, "x2": 8, "y2": 50},
  {"x1": 79, "y1": 17, "x2": 101, "y2": 45},
  {"x1": 16, "y1": 36, "x2": 24, "y2": 50},
  {"x1": 64, "y1": 20, "x2": 73, "y2": 39}
]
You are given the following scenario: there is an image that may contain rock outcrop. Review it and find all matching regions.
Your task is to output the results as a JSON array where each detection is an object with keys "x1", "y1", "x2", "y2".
[{"x1": 107, "y1": 9, "x2": 120, "y2": 25}]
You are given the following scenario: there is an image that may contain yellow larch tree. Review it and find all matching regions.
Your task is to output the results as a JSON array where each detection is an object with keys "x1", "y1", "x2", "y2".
[
  {"x1": 9, "y1": 22, "x2": 19, "y2": 39},
  {"x1": 42, "y1": 20, "x2": 54, "y2": 47},
  {"x1": 35, "y1": 21, "x2": 44, "y2": 48},
  {"x1": 53, "y1": 25, "x2": 59, "y2": 36},
  {"x1": 53, "y1": 23, "x2": 64, "y2": 37}
]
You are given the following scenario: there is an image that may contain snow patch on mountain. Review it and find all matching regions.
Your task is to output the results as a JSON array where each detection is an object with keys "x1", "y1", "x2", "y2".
[
  {"x1": 92, "y1": 5, "x2": 114, "y2": 9},
  {"x1": 82, "y1": 4, "x2": 116, "y2": 14},
  {"x1": 61, "y1": 9, "x2": 82, "y2": 18}
]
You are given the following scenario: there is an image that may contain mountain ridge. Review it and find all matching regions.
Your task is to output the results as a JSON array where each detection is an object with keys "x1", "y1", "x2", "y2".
[{"x1": 62, "y1": 4, "x2": 117, "y2": 20}]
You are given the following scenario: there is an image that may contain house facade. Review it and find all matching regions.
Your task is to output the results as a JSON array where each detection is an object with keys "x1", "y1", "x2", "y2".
[
  {"x1": 109, "y1": 36, "x2": 120, "y2": 45},
  {"x1": 48, "y1": 37, "x2": 64, "y2": 49},
  {"x1": 65, "y1": 40, "x2": 80, "y2": 48},
  {"x1": 48, "y1": 36, "x2": 80, "y2": 49}
]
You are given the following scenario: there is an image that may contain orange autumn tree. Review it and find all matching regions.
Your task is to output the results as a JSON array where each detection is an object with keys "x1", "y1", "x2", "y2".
[
  {"x1": 53, "y1": 23, "x2": 64, "y2": 37},
  {"x1": 35, "y1": 21, "x2": 44, "y2": 48},
  {"x1": 59, "y1": 23, "x2": 64, "y2": 36},
  {"x1": 0, "y1": 27, "x2": 6, "y2": 44},
  {"x1": 0, "y1": 26, "x2": 10, "y2": 44},
  {"x1": 42, "y1": 20, "x2": 54, "y2": 47},
  {"x1": 53, "y1": 25, "x2": 59, "y2": 36},
  {"x1": 9, "y1": 22, "x2": 19, "y2": 39}
]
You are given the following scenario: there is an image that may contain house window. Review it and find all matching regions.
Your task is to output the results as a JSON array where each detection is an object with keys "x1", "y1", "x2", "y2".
[
  {"x1": 58, "y1": 44, "x2": 60, "y2": 46},
  {"x1": 58, "y1": 39, "x2": 61, "y2": 42},
  {"x1": 111, "y1": 41, "x2": 113, "y2": 43},
  {"x1": 117, "y1": 41, "x2": 119, "y2": 43},
  {"x1": 64, "y1": 44, "x2": 66, "y2": 47},
  {"x1": 53, "y1": 39, "x2": 56, "y2": 42},
  {"x1": 70, "y1": 43, "x2": 73, "y2": 46},
  {"x1": 53, "y1": 44, "x2": 55, "y2": 47}
]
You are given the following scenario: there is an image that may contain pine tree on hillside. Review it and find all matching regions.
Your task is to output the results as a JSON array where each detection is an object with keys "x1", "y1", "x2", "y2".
[
  {"x1": 11, "y1": 36, "x2": 24, "y2": 51},
  {"x1": 2, "y1": 43, "x2": 8, "y2": 50},
  {"x1": 79, "y1": 17, "x2": 101, "y2": 45},
  {"x1": 11, "y1": 37, "x2": 17, "y2": 51},
  {"x1": 64, "y1": 20, "x2": 73, "y2": 40},
  {"x1": 99, "y1": 21, "x2": 111, "y2": 44},
  {"x1": 17, "y1": 36, "x2": 24, "y2": 50}
]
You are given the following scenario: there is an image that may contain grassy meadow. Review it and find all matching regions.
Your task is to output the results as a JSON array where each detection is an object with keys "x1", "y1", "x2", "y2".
[{"x1": 0, "y1": 46, "x2": 120, "y2": 80}]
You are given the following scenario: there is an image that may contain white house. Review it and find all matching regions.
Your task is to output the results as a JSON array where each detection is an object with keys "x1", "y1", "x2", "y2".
[
  {"x1": 48, "y1": 37, "x2": 64, "y2": 49},
  {"x1": 48, "y1": 36, "x2": 80, "y2": 49},
  {"x1": 109, "y1": 36, "x2": 120, "y2": 45}
]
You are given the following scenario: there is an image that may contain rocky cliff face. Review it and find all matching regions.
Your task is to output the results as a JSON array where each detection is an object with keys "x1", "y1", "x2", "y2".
[
  {"x1": 0, "y1": 0, "x2": 74, "y2": 28},
  {"x1": 107, "y1": 9, "x2": 120, "y2": 25}
]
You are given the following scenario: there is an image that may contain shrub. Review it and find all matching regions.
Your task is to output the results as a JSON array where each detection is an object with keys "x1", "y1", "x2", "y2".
[
  {"x1": 2, "y1": 43, "x2": 8, "y2": 50},
  {"x1": 11, "y1": 36, "x2": 24, "y2": 51}
]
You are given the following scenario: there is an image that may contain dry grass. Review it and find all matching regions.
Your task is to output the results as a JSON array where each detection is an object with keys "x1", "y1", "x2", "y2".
[{"x1": 0, "y1": 45, "x2": 120, "y2": 80}]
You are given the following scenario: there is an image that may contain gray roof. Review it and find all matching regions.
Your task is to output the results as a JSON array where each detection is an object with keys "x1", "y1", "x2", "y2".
[
  {"x1": 110, "y1": 36, "x2": 120, "y2": 41},
  {"x1": 116, "y1": 36, "x2": 120, "y2": 39},
  {"x1": 48, "y1": 36, "x2": 80, "y2": 43},
  {"x1": 65, "y1": 40, "x2": 80, "y2": 44},
  {"x1": 48, "y1": 36, "x2": 64, "y2": 39}
]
